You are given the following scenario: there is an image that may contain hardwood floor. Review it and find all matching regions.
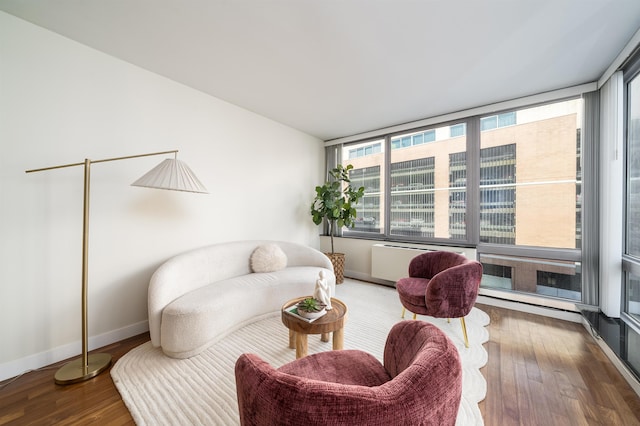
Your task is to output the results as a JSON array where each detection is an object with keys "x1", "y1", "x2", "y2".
[
  {"x1": 1, "y1": 304, "x2": 639, "y2": 425},
  {"x1": 0, "y1": 335, "x2": 146, "y2": 425},
  {"x1": 477, "y1": 304, "x2": 640, "y2": 426}
]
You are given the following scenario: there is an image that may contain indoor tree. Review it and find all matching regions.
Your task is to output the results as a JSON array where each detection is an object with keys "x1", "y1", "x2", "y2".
[{"x1": 311, "y1": 164, "x2": 365, "y2": 277}]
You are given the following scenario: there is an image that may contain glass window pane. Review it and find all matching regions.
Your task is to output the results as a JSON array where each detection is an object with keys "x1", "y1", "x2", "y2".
[
  {"x1": 450, "y1": 123, "x2": 466, "y2": 137},
  {"x1": 480, "y1": 99, "x2": 582, "y2": 249},
  {"x1": 627, "y1": 74, "x2": 640, "y2": 257},
  {"x1": 342, "y1": 139, "x2": 385, "y2": 236},
  {"x1": 480, "y1": 254, "x2": 582, "y2": 301},
  {"x1": 498, "y1": 112, "x2": 516, "y2": 127},
  {"x1": 390, "y1": 123, "x2": 467, "y2": 240},
  {"x1": 627, "y1": 273, "x2": 640, "y2": 321},
  {"x1": 424, "y1": 130, "x2": 436, "y2": 142},
  {"x1": 625, "y1": 326, "x2": 640, "y2": 379},
  {"x1": 481, "y1": 116, "x2": 497, "y2": 131},
  {"x1": 480, "y1": 144, "x2": 516, "y2": 244}
]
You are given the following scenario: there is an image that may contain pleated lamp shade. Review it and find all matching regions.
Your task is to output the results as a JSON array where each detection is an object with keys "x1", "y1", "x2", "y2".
[{"x1": 131, "y1": 158, "x2": 208, "y2": 193}]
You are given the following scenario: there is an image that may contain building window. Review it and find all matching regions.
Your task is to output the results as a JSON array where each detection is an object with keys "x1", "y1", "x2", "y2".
[
  {"x1": 391, "y1": 129, "x2": 436, "y2": 149},
  {"x1": 348, "y1": 142, "x2": 381, "y2": 159},
  {"x1": 481, "y1": 112, "x2": 517, "y2": 131},
  {"x1": 498, "y1": 111, "x2": 517, "y2": 127},
  {"x1": 481, "y1": 116, "x2": 497, "y2": 131},
  {"x1": 450, "y1": 123, "x2": 466, "y2": 138}
]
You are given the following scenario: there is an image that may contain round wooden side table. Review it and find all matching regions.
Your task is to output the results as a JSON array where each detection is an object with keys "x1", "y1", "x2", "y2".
[{"x1": 281, "y1": 296, "x2": 348, "y2": 359}]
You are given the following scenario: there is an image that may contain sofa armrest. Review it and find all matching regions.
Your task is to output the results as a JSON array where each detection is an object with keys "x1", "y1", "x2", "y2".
[{"x1": 148, "y1": 258, "x2": 195, "y2": 347}]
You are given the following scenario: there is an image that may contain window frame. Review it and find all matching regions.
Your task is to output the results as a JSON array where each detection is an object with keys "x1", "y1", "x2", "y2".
[
  {"x1": 341, "y1": 98, "x2": 582, "y2": 252},
  {"x1": 623, "y1": 49, "x2": 640, "y2": 332},
  {"x1": 335, "y1": 96, "x2": 587, "y2": 305}
]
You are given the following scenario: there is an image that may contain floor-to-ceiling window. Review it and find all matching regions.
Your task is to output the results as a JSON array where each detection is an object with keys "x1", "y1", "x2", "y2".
[
  {"x1": 478, "y1": 99, "x2": 583, "y2": 302},
  {"x1": 333, "y1": 96, "x2": 585, "y2": 308}
]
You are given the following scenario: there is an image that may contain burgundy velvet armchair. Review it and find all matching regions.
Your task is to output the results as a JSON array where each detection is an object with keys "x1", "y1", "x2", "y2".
[
  {"x1": 235, "y1": 320, "x2": 462, "y2": 426},
  {"x1": 396, "y1": 251, "x2": 483, "y2": 348}
]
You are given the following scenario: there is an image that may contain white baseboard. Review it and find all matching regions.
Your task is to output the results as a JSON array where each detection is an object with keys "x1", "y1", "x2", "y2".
[
  {"x1": 344, "y1": 270, "x2": 393, "y2": 287},
  {"x1": 476, "y1": 295, "x2": 582, "y2": 322},
  {"x1": 0, "y1": 320, "x2": 149, "y2": 382}
]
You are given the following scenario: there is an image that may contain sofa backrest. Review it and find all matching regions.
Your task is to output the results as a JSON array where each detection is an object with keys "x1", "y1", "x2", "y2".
[{"x1": 148, "y1": 240, "x2": 333, "y2": 346}]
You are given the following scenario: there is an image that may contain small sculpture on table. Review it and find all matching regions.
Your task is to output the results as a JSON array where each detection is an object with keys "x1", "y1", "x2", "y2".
[{"x1": 313, "y1": 270, "x2": 332, "y2": 310}]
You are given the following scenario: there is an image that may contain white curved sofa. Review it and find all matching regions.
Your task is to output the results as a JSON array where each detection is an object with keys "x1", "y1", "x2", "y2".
[{"x1": 148, "y1": 240, "x2": 336, "y2": 359}]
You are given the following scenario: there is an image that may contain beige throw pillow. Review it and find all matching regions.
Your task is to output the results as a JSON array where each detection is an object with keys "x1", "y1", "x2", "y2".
[{"x1": 250, "y1": 244, "x2": 287, "y2": 273}]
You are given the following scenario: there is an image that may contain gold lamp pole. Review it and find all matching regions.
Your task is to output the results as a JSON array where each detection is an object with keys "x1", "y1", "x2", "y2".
[{"x1": 26, "y1": 150, "x2": 207, "y2": 385}]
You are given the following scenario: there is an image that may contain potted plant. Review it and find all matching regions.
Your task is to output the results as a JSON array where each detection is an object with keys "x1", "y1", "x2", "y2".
[
  {"x1": 310, "y1": 164, "x2": 365, "y2": 283},
  {"x1": 295, "y1": 297, "x2": 327, "y2": 319}
]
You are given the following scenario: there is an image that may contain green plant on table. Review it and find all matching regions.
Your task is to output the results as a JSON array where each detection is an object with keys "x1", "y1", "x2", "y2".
[{"x1": 297, "y1": 298, "x2": 326, "y2": 313}]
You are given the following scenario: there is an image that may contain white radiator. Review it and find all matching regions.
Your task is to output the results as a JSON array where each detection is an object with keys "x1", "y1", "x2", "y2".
[
  {"x1": 371, "y1": 244, "x2": 434, "y2": 282},
  {"x1": 371, "y1": 244, "x2": 469, "y2": 282}
]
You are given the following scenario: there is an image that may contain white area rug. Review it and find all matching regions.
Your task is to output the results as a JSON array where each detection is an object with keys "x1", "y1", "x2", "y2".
[{"x1": 112, "y1": 279, "x2": 489, "y2": 425}]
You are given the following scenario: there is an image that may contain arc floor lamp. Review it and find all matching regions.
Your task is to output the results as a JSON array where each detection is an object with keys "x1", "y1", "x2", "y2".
[{"x1": 26, "y1": 150, "x2": 207, "y2": 385}]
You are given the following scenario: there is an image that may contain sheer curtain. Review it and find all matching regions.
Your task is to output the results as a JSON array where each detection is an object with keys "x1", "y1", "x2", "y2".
[
  {"x1": 599, "y1": 71, "x2": 624, "y2": 318},
  {"x1": 324, "y1": 144, "x2": 342, "y2": 237},
  {"x1": 581, "y1": 90, "x2": 599, "y2": 308}
]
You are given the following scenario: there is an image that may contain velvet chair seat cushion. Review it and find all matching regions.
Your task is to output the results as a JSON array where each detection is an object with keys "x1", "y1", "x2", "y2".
[
  {"x1": 278, "y1": 349, "x2": 391, "y2": 386},
  {"x1": 396, "y1": 277, "x2": 431, "y2": 315}
]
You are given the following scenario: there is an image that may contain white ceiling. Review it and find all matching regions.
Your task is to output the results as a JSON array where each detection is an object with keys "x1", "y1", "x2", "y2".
[{"x1": 2, "y1": 1, "x2": 640, "y2": 141}]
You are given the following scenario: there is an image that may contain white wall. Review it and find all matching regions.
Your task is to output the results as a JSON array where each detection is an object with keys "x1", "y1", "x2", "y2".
[{"x1": 0, "y1": 12, "x2": 325, "y2": 380}]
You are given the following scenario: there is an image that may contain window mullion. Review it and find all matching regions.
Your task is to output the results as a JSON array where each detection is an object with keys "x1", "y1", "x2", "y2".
[{"x1": 466, "y1": 117, "x2": 480, "y2": 245}]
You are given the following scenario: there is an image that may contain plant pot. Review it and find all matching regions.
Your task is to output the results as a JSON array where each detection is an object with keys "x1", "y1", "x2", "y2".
[
  {"x1": 297, "y1": 307, "x2": 326, "y2": 320},
  {"x1": 296, "y1": 298, "x2": 327, "y2": 319},
  {"x1": 325, "y1": 252, "x2": 345, "y2": 284}
]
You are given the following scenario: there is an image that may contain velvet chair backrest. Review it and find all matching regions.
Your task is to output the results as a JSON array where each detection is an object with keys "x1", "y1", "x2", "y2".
[
  {"x1": 425, "y1": 259, "x2": 483, "y2": 318},
  {"x1": 235, "y1": 321, "x2": 462, "y2": 426},
  {"x1": 408, "y1": 251, "x2": 468, "y2": 279},
  {"x1": 383, "y1": 320, "x2": 459, "y2": 379}
]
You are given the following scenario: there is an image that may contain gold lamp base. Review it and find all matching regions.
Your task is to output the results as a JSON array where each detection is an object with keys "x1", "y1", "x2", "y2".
[{"x1": 54, "y1": 353, "x2": 112, "y2": 385}]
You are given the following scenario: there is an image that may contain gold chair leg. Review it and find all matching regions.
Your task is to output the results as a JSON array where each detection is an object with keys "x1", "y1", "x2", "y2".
[
  {"x1": 460, "y1": 317, "x2": 469, "y2": 348},
  {"x1": 447, "y1": 318, "x2": 450, "y2": 323},
  {"x1": 401, "y1": 307, "x2": 417, "y2": 320}
]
